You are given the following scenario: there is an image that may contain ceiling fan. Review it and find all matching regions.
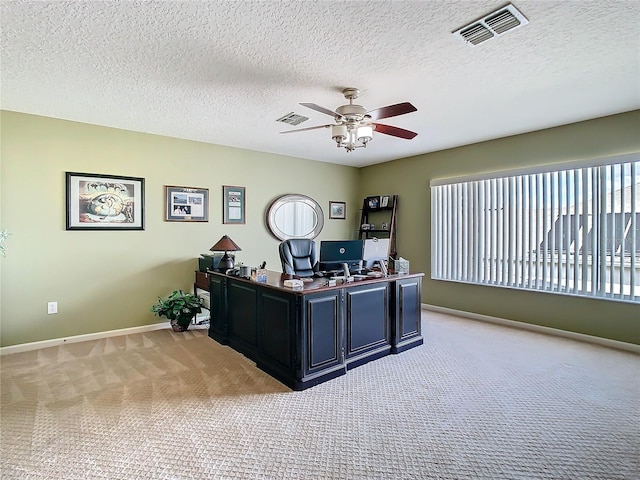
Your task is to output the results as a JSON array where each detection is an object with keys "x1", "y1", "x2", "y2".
[{"x1": 280, "y1": 88, "x2": 418, "y2": 152}]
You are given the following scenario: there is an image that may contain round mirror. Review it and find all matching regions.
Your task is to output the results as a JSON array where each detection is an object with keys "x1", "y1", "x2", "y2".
[{"x1": 266, "y1": 194, "x2": 324, "y2": 241}]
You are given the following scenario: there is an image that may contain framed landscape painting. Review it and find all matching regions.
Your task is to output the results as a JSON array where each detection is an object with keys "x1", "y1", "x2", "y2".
[{"x1": 329, "y1": 201, "x2": 346, "y2": 219}]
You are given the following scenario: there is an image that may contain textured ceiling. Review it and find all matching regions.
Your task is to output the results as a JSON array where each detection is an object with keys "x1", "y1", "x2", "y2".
[{"x1": 1, "y1": 1, "x2": 639, "y2": 167}]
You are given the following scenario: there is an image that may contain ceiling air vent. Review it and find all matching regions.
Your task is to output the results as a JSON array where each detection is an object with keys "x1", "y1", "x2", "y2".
[
  {"x1": 276, "y1": 112, "x2": 309, "y2": 126},
  {"x1": 453, "y1": 3, "x2": 528, "y2": 47}
]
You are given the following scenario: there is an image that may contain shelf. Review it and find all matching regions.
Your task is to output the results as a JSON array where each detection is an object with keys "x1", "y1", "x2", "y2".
[
  {"x1": 359, "y1": 194, "x2": 398, "y2": 258},
  {"x1": 359, "y1": 207, "x2": 394, "y2": 212}
]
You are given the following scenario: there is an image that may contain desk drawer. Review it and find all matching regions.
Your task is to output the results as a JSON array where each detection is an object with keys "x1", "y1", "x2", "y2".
[{"x1": 195, "y1": 271, "x2": 210, "y2": 290}]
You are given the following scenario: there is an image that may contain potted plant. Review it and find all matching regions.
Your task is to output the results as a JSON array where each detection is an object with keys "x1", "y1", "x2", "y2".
[{"x1": 151, "y1": 290, "x2": 204, "y2": 332}]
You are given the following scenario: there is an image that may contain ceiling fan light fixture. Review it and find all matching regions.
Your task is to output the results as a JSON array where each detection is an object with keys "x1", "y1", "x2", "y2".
[
  {"x1": 282, "y1": 87, "x2": 418, "y2": 153},
  {"x1": 356, "y1": 125, "x2": 373, "y2": 144},
  {"x1": 332, "y1": 124, "x2": 347, "y2": 142}
]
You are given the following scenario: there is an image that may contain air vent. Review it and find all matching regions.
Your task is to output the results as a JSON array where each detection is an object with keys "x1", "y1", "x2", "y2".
[
  {"x1": 453, "y1": 3, "x2": 528, "y2": 47},
  {"x1": 276, "y1": 112, "x2": 309, "y2": 126}
]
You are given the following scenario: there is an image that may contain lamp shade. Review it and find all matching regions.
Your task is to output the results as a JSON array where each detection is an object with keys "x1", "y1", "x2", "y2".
[{"x1": 210, "y1": 235, "x2": 241, "y2": 252}]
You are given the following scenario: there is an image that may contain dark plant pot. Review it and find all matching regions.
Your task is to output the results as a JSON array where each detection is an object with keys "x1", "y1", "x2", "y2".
[{"x1": 170, "y1": 319, "x2": 189, "y2": 332}]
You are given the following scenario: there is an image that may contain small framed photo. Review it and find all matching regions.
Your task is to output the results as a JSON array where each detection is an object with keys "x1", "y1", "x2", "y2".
[
  {"x1": 223, "y1": 185, "x2": 245, "y2": 224},
  {"x1": 366, "y1": 196, "x2": 380, "y2": 210},
  {"x1": 381, "y1": 195, "x2": 390, "y2": 208},
  {"x1": 165, "y1": 186, "x2": 208, "y2": 222},
  {"x1": 329, "y1": 201, "x2": 346, "y2": 219},
  {"x1": 66, "y1": 172, "x2": 144, "y2": 230}
]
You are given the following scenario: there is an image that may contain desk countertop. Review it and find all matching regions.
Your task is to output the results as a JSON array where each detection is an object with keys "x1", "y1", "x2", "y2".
[{"x1": 206, "y1": 269, "x2": 424, "y2": 295}]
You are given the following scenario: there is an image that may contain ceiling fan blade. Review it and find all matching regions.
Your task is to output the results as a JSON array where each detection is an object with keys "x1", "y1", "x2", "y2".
[
  {"x1": 300, "y1": 103, "x2": 342, "y2": 118},
  {"x1": 367, "y1": 102, "x2": 417, "y2": 121},
  {"x1": 279, "y1": 124, "x2": 333, "y2": 134},
  {"x1": 373, "y1": 123, "x2": 418, "y2": 140}
]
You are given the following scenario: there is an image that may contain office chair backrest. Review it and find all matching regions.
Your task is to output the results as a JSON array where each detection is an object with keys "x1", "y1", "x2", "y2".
[{"x1": 279, "y1": 239, "x2": 319, "y2": 277}]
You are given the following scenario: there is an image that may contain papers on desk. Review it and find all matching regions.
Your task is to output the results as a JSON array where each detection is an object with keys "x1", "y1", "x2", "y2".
[{"x1": 283, "y1": 279, "x2": 304, "y2": 289}]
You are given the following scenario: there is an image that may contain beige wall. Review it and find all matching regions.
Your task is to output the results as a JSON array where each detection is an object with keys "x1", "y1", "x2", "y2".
[
  {"x1": 0, "y1": 111, "x2": 361, "y2": 347},
  {"x1": 360, "y1": 110, "x2": 640, "y2": 344}
]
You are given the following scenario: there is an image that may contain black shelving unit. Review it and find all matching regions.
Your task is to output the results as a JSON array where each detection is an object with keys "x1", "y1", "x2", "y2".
[{"x1": 358, "y1": 194, "x2": 398, "y2": 258}]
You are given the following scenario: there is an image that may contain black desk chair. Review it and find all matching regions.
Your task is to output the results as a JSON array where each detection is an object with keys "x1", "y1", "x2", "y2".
[{"x1": 279, "y1": 239, "x2": 319, "y2": 277}]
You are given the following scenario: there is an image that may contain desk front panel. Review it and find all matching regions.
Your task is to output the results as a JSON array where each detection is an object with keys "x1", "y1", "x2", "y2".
[
  {"x1": 227, "y1": 281, "x2": 259, "y2": 357},
  {"x1": 392, "y1": 276, "x2": 424, "y2": 353},
  {"x1": 304, "y1": 291, "x2": 343, "y2": 375},
  {"x1": 260, "y1": 290, "x2": 296, "y2": 372},
  {"x1": 208, "y1": 274, "x2": 228, "y2": 344},
  {"x1": 345, "y1": 282, "x2": 390, "y2": 364}
]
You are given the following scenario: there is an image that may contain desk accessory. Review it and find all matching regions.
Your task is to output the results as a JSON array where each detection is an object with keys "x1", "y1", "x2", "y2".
[
  {"x1": 210, "y1": 235, "x2": 241, "y2": 271},
  {"x1": 284, "y1": 279, "x2": 304, "y2": 289},
  {"x1": 390, "y1": 257, "x2": 409, "y2": 274}
]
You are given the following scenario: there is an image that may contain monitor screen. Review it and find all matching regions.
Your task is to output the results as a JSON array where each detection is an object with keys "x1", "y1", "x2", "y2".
[
  {"x1": 362, "y1": 238, "x2": 390, "y2": 267},
  {"x1": 319, "y1": 240, "x2": 364, "y2": 271}
]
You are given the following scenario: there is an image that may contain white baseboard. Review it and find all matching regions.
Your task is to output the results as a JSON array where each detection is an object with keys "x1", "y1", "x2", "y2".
[
  {"x1": 0, "y1": 322, "x2": 168, "y2": 356},
  {"x1": 422, "y1": 304, "x2": 640, "y2": 354}
]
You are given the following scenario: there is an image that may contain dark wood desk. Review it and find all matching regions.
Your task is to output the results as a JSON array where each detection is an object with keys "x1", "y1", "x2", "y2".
[{"x1": 195, "y1": 269, "x2": 423, "y2": 390}]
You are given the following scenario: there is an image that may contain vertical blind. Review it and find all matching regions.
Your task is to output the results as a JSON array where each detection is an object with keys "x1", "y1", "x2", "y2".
[{"x1": 431, "y1": 156, "x2": 639, "y2": 303}]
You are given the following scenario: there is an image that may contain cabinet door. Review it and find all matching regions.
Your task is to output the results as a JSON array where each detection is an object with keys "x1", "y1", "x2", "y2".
[
  {"x1": 208, "y1": 275, "x2": 228, "y2": 344},
  {"x1": 227, "y1": 280, "x2": 259, "y2": 358},
  {"x1": 302, "y1": 291, "x2": 344, "y2": 378},
  {"x1": 344, "y1": 282, "x2": 391, "y2": 366},
  {"x1": 259, "y1": 290, "x2": 296, "y2": 371},
  {"x1": 391, "y1": 276, "x2": 424, "y2": 353}
]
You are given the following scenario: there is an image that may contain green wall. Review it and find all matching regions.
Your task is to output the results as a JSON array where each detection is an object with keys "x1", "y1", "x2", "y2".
[
  {"x1": 0, "y1": 111, "x2": 360, "y2": 347},
  {"x1": 360, "y1": 110, "x2": 640, "y2": 344},
  {"x1": 2, "y1": 110, "x2": 639, "y2": 347}
]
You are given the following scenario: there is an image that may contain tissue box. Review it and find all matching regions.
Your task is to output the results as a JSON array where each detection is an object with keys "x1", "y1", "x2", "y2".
[{"x1": 390, "y1": 258, "x2": 409, "y2": 274}]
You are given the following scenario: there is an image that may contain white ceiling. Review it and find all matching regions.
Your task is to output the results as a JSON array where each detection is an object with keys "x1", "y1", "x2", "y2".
[{"x1": 1, "y1": 1, "x2": 639, "y2": 168}]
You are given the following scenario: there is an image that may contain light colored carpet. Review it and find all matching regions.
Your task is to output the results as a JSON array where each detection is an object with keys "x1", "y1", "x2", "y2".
[{"x1": 1, "y1": 311, "x2": 638, "y2": 479}]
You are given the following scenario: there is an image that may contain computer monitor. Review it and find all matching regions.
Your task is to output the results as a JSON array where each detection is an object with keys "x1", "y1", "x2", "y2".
[
  {"x1": 363, "y1": 238, "x2": 390, "y2": 268},
  {"x1": 319, "y1": 240, "x2": 364, "y2": 272}
]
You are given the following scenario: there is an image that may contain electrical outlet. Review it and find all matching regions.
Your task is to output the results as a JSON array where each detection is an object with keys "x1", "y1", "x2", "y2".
[{"x1": 47, "y1": 302, "x2": 58, "y2": 314}]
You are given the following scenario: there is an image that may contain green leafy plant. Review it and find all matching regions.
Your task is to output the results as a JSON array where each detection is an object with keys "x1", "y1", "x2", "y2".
[{"x1": 151, "y1": 290, "x2": 203, "y2": 331}]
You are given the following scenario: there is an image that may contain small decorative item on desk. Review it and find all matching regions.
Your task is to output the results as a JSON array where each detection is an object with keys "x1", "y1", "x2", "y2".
[
  {"x1": 239, "y1": 264, "x2": 252, "y2": 278},
  {"x1": 252, "y1": 261, "x2": 268, "y2": 283},
  {"x1": 151, "y1": 290, "x2": 204, "y2": 332},
  {"x1": 390, "y1": 257, "x2": 410, "y2": 274}
]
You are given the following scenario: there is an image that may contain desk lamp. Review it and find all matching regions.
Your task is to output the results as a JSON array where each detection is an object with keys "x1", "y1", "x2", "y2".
[{"x1": 210, "y1": 235, "x2": 241, "y2": 271}]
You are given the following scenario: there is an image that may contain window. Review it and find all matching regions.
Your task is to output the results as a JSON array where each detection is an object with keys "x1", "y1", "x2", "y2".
[{"x1": 431, "y1": 155, "x2": 639, "y2": 303}]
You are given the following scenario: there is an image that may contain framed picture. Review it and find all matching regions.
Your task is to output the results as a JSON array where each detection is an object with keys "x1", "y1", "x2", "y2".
[
  {"x1": 329, "y1": 201, "x2": 346, "y2": 219},
  {"x1": 223, "y1": 185, "x2": 245, "y2": 224},
  {"x1": 165, "y1": 186, "x2": 209, "y2": 222},
  {"x1": 66, "y1": 172, "x2": 144, "y2": 230},
  {"x1": 366, "y1": 196, "x2": 380, "y2": 210},
  {"x1": 381, "y1": 195, "x2": 390, "y2": 208}
]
